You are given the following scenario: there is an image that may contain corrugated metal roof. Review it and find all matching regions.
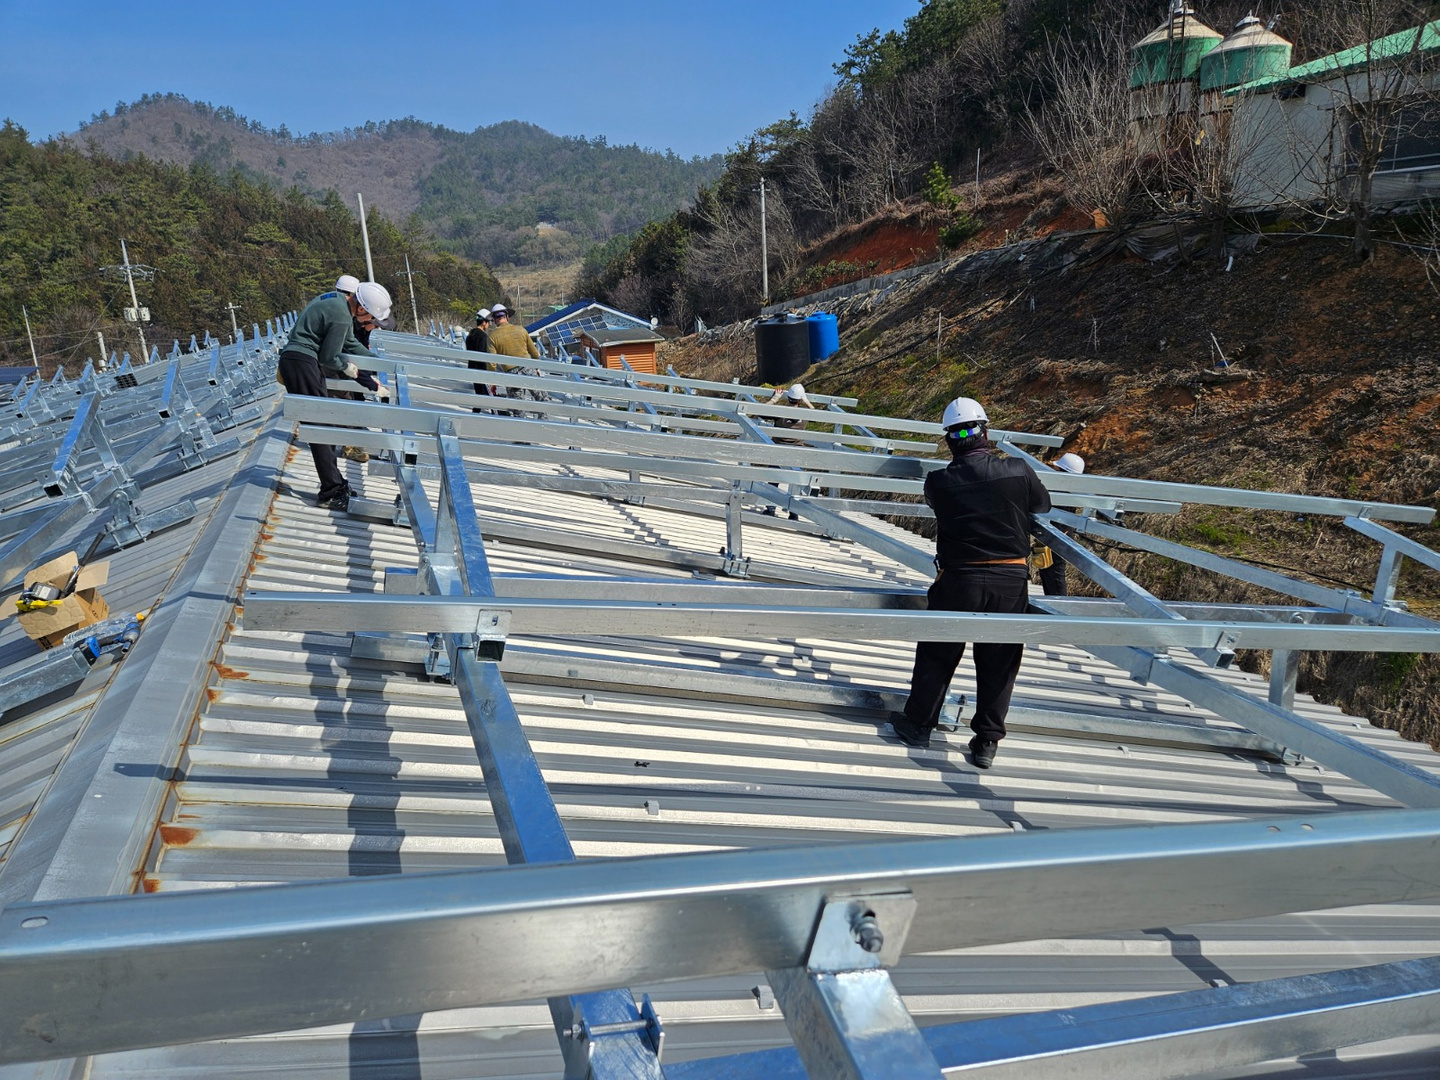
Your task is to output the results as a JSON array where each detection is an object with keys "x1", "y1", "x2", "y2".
[
  {"x1": 0, "y1": 350, "x2": 282, "y2": 901},
  {"x1": 63, "y1": 444, "x2": 1440, "y2": 1076},
  {"x1": 1241, "y1": 18, "x2": 1440, "y2": 92}
]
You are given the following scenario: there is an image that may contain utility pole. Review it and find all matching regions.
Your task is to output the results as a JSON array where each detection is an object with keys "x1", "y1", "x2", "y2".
[
  {"x1": 758, "y1": 177, "x2": 769, "y2": 304},
  {"x1": 975, "y1": 148, "x2": 981, "y2": 208},
  {"x1": 21, "y1": 306, "x2": 39, "y2": 368},
  {"x1": 118, "y1": 239, "x2": 149, "y2": 361},
  {"x1": 356, "y1": 193, "x2": 375, "y2": 281},
  {"x1": 400, "y1": 254, "x2": 422, "y2": 335},
  {"x1": 224, "y1": 301, "x2": 243, "y2": 343},
  {"x1": 96, "y1": 332, "x2": 108, "y2": 371}
]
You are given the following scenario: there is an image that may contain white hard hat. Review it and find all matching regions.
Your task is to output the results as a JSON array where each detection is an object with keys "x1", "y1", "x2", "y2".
[
  {"x1": 354, "y1": 281, "x2": 392, "y2": 322},
  {"x1": 786, "y1": 383, "x2": 806, "y2": 401},
  {"x1": 476, "y1": 308, "x2": 491, "y2": 321},
  {"x1": 942, "y1": 396, "x2": 988, "y2": 431},
  {"x1": 491, "y1": 303, "x2": 508, "y2": 316},
  {"x1": 1055, "y1": 452, "x2": 1086, "y2": 474},
  {"x1": 335, "y1": 274, "x2": 360, "y2": 294}
]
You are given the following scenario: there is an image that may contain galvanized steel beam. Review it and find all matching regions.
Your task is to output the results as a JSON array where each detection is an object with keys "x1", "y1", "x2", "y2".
[
  {"x1": 239, "y1": 594, "x2": 1440, "y2": 657},
  {"x1": 3, "y1": 810, "x2": 1440, "y2": 1063},
  {"x1": 665, "y1": 956, "x2": 1440, "y2": 1080}
]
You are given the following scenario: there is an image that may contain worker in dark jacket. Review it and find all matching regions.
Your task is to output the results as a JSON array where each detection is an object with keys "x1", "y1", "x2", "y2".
[
  {"x1": 465, "y1": 308, "x2": 493, "y2": 404},
  {"x1": 278, "y1": 281, "x2": 392, "y2": 511},
  {"x1": 889, "y1": 397, "x2": 1051, "y2": 770}
]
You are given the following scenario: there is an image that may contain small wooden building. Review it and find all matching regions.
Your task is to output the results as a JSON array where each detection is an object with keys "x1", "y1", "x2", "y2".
[
  {"x1": 527, "y1": 299, "x2": 655, "y2": 357},
  {"x1": 577, "y1": 328, "x2": 665, "y2": 374}
]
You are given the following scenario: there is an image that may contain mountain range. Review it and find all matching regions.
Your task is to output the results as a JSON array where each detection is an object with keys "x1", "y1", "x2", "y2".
[{"x1": 72, "y1": 94, "x2": 725, "y2": 267}]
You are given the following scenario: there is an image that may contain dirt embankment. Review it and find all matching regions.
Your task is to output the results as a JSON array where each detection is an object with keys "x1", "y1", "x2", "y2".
[{"x1": 663, "y1": 222, "x2": 1440, "y2": 747}]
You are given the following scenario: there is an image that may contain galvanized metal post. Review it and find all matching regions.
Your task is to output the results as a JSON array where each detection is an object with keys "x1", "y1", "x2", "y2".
[
  {"x1": 766, "y1": 894, "x2": 941, "y2": 1080},
  {"x1": 1269, "y1": 650, "x2": 1299, "y2": 711}
]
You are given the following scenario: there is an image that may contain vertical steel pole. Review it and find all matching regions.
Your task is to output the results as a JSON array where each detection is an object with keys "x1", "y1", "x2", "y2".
[
  {"x1": 1374, "y1": 545, "x2": 1403, "y2": 603},
  {"x1": 1269, "y1": 650, "x2": 1299, "y2": 711}
]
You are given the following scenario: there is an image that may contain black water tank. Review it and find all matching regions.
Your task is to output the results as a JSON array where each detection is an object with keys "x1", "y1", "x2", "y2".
[{"x1": 755, "y1": 315, "x2": 811, "y2": 383}]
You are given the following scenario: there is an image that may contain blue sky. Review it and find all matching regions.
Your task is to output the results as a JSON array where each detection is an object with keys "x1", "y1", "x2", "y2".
[{"x1": 0, "y1": 0, "x2": 919, "y2": 158}]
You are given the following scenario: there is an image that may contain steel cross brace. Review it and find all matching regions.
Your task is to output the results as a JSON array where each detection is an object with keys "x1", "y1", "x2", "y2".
[{"x1": 1033, "y1": 518, "x2": 1236, "y2": 669}]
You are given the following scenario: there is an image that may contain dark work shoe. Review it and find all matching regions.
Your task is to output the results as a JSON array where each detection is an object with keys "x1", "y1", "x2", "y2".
[
  {"x1": 969, "y1": 737, "x2": 998, "y2": 770},
  {"x1": 889, "y1": 711, "x2": 932, "y2": 749},
  {"x1": 317, "y1": 485, "x2": 351, "y2": 511}
]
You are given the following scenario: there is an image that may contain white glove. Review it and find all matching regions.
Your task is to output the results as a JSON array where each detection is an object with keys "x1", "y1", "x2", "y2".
[
  {"x1": 376, "y1": 384, "x2": 391, "y2": 401},
  {"x1": 342, "y1": 362, "x2": 359, "y2": 379}
]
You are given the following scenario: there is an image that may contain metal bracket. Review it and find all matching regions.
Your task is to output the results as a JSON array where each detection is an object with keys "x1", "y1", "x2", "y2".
[
  {"x1": 424, "y1": 633, "x2": 453, "y2": 680},
  {"x1": 565, "y1": 994, "x2": 665, "y2": 1066},
  {"x1": 104, "y1": 495, "x2": 198, "y2": 550},
  {"x1": 807, "y1": 892, "x2": 918, "y2": 972},
  {"x1": 720, "y1": 552, "x2": 751, "y2": 578}
]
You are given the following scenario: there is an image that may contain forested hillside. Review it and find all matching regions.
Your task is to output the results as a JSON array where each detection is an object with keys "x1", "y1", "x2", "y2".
[
  {"x1": 73, "y1": 95, "x2": 724, "y2": 267},
  {"x1": 582, "y1": 0, "x2": 1440, "y2": 326},
  {"x1": 0, "y1": 120, "x2": 499, "y2": 372}
]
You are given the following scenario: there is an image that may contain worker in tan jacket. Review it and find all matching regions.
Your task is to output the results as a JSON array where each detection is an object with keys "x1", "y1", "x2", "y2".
[{"x1": 485, "y1": 304, "x2": 542, "y2": 406}]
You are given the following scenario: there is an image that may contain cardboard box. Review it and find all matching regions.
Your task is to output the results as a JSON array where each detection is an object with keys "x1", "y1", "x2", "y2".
[{"x1": 14, "y1": 552, "x2": 111, "y2": 650}]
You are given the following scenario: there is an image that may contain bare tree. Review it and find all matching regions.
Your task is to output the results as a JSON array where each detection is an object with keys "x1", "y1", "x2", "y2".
[
  {"x1": 608, "y1": 272, "x2": 657, "y2": 319},
  {"x1": 687, "y1": 189, "x2": 798, "y2": 322},
  {"x1": 1024, "y1": 27, "x2": 1147, "y2": 229}
]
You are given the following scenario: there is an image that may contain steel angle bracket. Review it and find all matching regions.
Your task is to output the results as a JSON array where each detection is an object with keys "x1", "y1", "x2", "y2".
[{"x1": 347, "y1": 494, "x2": 408, "y2": 527}]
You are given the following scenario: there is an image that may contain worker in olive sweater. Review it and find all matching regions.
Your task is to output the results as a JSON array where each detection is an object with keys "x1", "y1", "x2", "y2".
[
  {"x1": 485, "y1": 303, "x2": 543, "y2": 407},
  {"x1": 278, "y1": 281, "x2": 392, "y2": 511}
]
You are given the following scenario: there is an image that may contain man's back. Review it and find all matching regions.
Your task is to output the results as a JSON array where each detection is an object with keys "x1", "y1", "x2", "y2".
[
  {"x1": 465, "y1": 327, "x2": 490, "y2": 353},
  {"x1": 489, "y1": 322, "x2": 537, "y2": 359},
  {"x1": 926, "y1": 450, "x2": 1050, "y2": 566}
]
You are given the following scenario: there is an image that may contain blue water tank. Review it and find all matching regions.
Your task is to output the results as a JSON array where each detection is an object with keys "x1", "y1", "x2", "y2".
[{"x1": 807, "y1": 312, "x2": 839, "y2": 362}]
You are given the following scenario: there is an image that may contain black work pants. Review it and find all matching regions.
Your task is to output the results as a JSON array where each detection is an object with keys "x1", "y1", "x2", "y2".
[
  {"x1": 467, "y1": 356, "x2": 491, "y2": 399},
  {"x1": 278, "y1": 351, "x2": 347, "y2": 499},
  {"x1": 1038, "y1": 553, "x2": 1068, "y2": 596},
  {"x1": 901, "y1": 566, "x2": 1030, "y2": 742}
]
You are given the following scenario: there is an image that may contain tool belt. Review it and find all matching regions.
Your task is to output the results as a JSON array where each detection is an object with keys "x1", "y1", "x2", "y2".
[{"x1": 935, "y1": 556, "x2": 1030, "y2": 577}]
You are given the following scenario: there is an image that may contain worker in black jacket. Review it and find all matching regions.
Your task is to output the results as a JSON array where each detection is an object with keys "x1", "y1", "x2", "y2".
[
  {"x1": 889, "y1": 397, "x2": 1051, "y2": 769},
  {"x1": 465, "y1": 308, "x2": 493, "y2": 407}
]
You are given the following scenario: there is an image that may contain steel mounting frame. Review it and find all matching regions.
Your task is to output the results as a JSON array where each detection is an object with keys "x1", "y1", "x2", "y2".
[{"x1": 6, "y1": 328, "x2": 1440, "y2": 1078}]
